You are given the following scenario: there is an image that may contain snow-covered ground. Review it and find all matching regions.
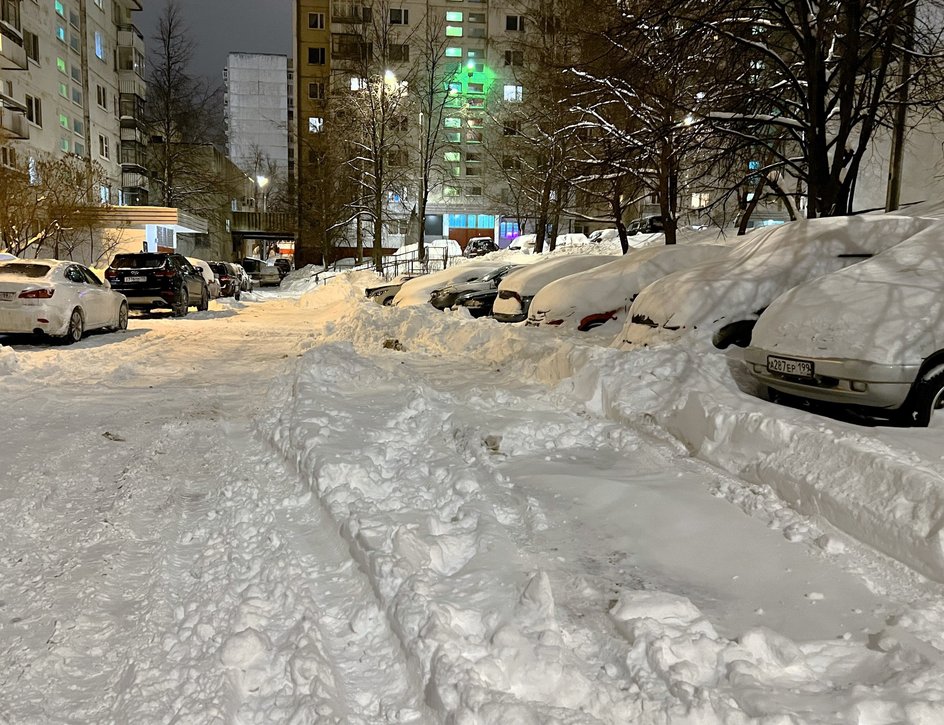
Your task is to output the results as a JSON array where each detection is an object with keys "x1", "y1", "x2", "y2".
[{"x1": 2, "y1": 278, "x2": 944, "y2": 724}]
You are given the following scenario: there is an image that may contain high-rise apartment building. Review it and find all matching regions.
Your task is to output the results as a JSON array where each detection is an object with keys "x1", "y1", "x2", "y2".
[
  {"x1": 0, "y1": 0, "x2": 147, "y2": 205},
  {"x1": 293, "y1": 0, "x2": 533, "y2": 263},
  {"x1": 224, "y1": 52, "x2": 291, "y2": 189}
]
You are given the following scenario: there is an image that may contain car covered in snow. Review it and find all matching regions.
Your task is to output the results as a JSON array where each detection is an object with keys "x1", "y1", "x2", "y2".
[
  {"x1": 463, "y1": 237, "x2": 499, "y2": 258},
  {"x1": 392, "y1": 263, "x2": 502, "y2": 307},
  {"x1": 365, "y1": 274, "x2": 416, "y2": 305},
  {"x1": 526, "y1": 245, "x2": 730, "y2": 331},
  {"x1": 186, "y1": 257, "x2": 222, "y2": 300},
  {"x1": 430, "y1": 264, "x2": 522, "y2": 311},
  {"x1": 0, "y1": 259, "x2": 128, "y2": 343},
  {"x1": 745, "y1": 225, "x2": 944, "y2": 426},
  {"x1": 492, "y1": 255, "x2": 620, "y2": 323},
  {"x1": 619, "y1": 214, "x2": 937, "y2": 349}
]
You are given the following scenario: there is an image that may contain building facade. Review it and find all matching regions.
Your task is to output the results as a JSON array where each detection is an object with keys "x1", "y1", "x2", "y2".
[
  {"x1": 224, "y1": 52, "x2": 291, "y2": 196},
  {"x1": 0, "y1": 0, "x2": 147, "y2": 205}
]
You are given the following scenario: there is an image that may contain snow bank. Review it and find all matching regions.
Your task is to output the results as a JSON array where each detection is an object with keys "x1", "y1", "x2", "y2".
[
  {"x1": 263, "y1": 278, "x2": 944, "y2": 721},
  {"x1": 0, "y1": 345, "x2": 16, "y2": 374}
]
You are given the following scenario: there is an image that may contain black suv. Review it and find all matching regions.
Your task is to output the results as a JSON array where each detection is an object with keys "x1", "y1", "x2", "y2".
[{"x1": 105, "y1": 253, "x2": 209, "y2": 316}]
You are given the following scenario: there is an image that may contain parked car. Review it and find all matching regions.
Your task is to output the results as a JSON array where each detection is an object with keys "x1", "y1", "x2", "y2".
[
  {"x1": 464, "y1": 237, "x2": 499, "y2": 258},
  {"x1": 106, "y1": 252, "x2": 208, "y2": 316},
  {"x1": 587, "y1": 229, "x2": 621, "y2": 244},
  {"x1": 241, "y1": 257, "x2": 281, "y2": 287},
  {"x1": 492, "y1": 255, "x2": 619, "y2": 323},
  {"x1": 507, "y1": 234, "x2": 536, "y2": 253},
  {"x1": 393, "y1": 263, "x2": 503, "y2": 307},
  {"x1": 453, "y1": 287, "x2": 502, "y2": 318},
  {"x1": 628, "y1": 215, "x2": 664, "y2": 235},
  {"x1": 366, "y1": 275, "x2": 416, "y2": 305},
  {"x1": 208, "y1": 261, "x2": 242, "y2": 300},
  {"x1": 527, "y1": 245, "x2": 731, "y2": 331},
  {"x1": 186, "y1": 257, "x2": 221, "y2": 300},
  {"x1": 619, "y1": 214, "x2": 937, "y2": 350},
  {"x1": 430, "y1": 264, "x2": 521, "y2": 310},
  {"x1": 233, "y1": 264, "x2": 254, "y2": 292},
  {"x1": 273, "y1": 258, "x2": 293, "y2": 279},
  {"x1": 0, "y1": 259, "x2": 128, "y2": 343},
  {"x1": 745, "y1": 225, "x2": 944, "y2": 426}
]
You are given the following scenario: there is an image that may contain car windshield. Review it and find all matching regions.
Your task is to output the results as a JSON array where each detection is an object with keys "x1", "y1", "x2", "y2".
[
  {"x1": 481, "y1": 267, "x2": 511, "y2": 282},
  {"x1": 241, "y1": 258, "x2": 262, "y2": 273},
  {"x1": 209, "y1": 263, "x2": 227, "y2": 274},
  {"x1": 0, "y1": 263, "x2": 51, "y2": 279},
  {"x1": 112, "y1": 254, "x2": 166, "y2": 269}
]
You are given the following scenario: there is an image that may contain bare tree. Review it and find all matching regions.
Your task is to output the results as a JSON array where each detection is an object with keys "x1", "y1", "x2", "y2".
[{"x1": 0, "y1": 155, "x2": 109, "y2": 260}]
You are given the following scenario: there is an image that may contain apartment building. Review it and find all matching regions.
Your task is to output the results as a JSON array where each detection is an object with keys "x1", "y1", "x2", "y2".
[
  {"x1": 0, "y1": 0, "x2": 147, "y2": 205},
  {"x1": 293, "y1": 0, "x2": 541, "y2": 263},
  {"x1": 224, "y1": 52, "x2": 292, "y2": 191}
]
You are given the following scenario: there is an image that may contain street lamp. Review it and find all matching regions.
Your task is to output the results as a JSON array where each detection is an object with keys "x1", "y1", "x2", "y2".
[{"x1": 256, "y1": 175, "x2": 269, "y2": 213}]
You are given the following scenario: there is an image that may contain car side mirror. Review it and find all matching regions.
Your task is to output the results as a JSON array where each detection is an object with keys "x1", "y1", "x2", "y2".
[{"x1": 193, "y1": 266, "x2": 203, "y2": 274}]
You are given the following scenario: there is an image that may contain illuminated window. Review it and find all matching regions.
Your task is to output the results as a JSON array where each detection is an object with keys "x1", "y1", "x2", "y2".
[
  {"x1": 58, "y1": 113, "x2": 69, "y2": 129},
  {"x1": 58, "y1": 82, "x2": 68, "y2": 98},
  {"x1": 446, "y1": 26, "x2": 462, "y2": 37},
  {"x1": 444, "y1": 151, "x2": 460, "y2": 161},
  {"x1": 94, "y1": 31, "x2": 105, "y2": 60},
  {"x1": 443, "y1": 117, "x2": 461, "y2": 128},
  {"x1": 56, "y1": 56, "x2": 66, "y2": 73},
  {"x1": 308, "y1": 116, "x2": 324, "y2": 133},
  {"x1": 55, "y1": 0, "x2": 65, "y2": 17},
  {"x1": 56, "y1": 24, "x2": 66, "y2": 42},
  {"x1": 446, "y1": 11, "x2": 462, "y2": 21},
  {"x1": 503, "y1": 84, "x2": 523, "y2": 102},
  {"x1": 445, "y1": 47, "x2": 461, "y2": 57}
]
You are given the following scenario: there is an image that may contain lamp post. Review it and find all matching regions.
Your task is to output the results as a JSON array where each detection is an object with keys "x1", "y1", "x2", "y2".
[{"x1": 256, "y1": 175, "x2": 269, "y2": 213}]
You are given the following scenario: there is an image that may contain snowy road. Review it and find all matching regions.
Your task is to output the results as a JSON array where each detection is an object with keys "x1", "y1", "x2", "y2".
[{"x1": 1, "y1": 289, "x2": 943, "y2": 723}]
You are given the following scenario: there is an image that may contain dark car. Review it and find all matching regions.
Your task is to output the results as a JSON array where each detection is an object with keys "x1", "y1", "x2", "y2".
[
  {"x1": 105, "y1": 252, "x2": 209, "y2": 316},
  {"x1": 463, "y1": 237, "x2": 499, "y2": 258},
  {"x1": 366, "y1": 275, "x2": 415, "y2": 305},
  {"x1": 209, "y1": 261, "x2": 242, "y2": 300},
  {"x1": 430, "y1": 264, "x2": 520, "y2": 311},
  {"x1": 628, "y1": 215, "x2": 664, "y2": 235},
  {"x1": 273, "y1": 258, "x2": 293, "y2": 279},
  {"x1": 454, "y1": 288, "x2": 501, "y2": 318}
]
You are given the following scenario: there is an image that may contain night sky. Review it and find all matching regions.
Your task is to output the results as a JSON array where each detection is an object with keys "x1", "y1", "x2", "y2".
[{"x1": 138, "y1": 0, "x2": 293, "y2": 86}]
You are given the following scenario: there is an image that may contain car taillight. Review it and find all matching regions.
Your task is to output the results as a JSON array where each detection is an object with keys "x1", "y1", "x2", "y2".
[
  {"x1": 104, "y1": 268, "x2": 117, "y2": 279},
  {"x1": 220, "y1": 275, "x2": 232, "y2": 282},
  {"x1": 19, "y1": 288, "x2": 54, "y2": 299},
  {"x1": 154, "y1": 266, "x2": 175, "y2": 277}
]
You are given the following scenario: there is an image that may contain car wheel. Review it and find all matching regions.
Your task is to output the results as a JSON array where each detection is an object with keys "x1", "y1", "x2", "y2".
[
  {"x1": 197, "y1": 285, "x2": 209, "y2": 312},
  {"x1": 173, "y1": 288, "x2": 189, "y2": 317},
  {"x1": 61, "y1": 308, "x2": 84, "y2": 344},
  {"x1": 905, "y1": 366, "x2": 944, "y2": 427},
  {"x1": 712, "y1": 320, "x2": 757, "y2": 349},
  {"x1": 116, "y1": 301, "x2": 128, "y2": 331}
]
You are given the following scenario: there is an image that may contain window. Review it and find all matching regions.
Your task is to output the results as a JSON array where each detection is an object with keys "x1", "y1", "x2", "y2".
[
  {"x1": 308, "y1": 47, "x2": 326, "y2": 65},
  {"x1": 59, "y1": 137, "x2": 70, "y2": 152},
  {"x1": 446, "y1": 11, "x2": 462, "y2": 21},
  {"x1": 468, "y1": 12, "x2": 485, "y2": 23},
  {"x1": 25, "y1": 95, "x2": 41, "y2": 127},
  {"x1": 443, "y1": 117, "x2": 461, "y2": 128},
  {"x1": 308, "y1": 12, "x2": 324, "y2": 29},
  {"x1": 71, "y1": 86, "x2": 82, "y2": 105},
  {"x1": 57, "y1": 56, "x2": 67, "y2": 74},
  {"x1": 389, "y1": 8, "x2": 408, "y2": 24},
  {"x1": 98, "y1": 134, "x2": 109, "y2": 159},
  {"x1": 70, "y1": 64, "x2": 80, "y2": 81},
  {"x1": 389, "y1": 43, "x2": 409, "y2": 62},
  {"x1": 54, "y1": 0, "x2": 64, "y2": 17},
  {"x1": 58, "y1": 112, "x2": 69, "y2": 129},
  {"x1": 506, "y1": 15, "x2": 524, "y2": 31},
  {"x1": 24, "y1": 30, "x2": 39, "y2": 63},
  {"x1": 445, "y1": 47, "x2": 461, "y2": 57},
  {"x1": 443, "y1": 185, "x2": 460, "y2": 198},
  {"x1": 68, "y1": 9, "x2": 79, "y2": 28},
  {"x1": 503, "y1": 84, "x2": 523, "y2": 102},
  {"x1": 58, "y1": 82, "x2": 68, "y2": 98},
  {"x1": 350, "y1": 76, "x2": 366, "y2": 91},
  {"x1": 72, "y1": 118, "x2": 83, "y2": 135},
  {"x1": 444, "y1": 151, "x2": 460, "y2": 161},
  {"x1": 307, "y1": 81, "x2": 325, "y2": 99},
  {"x1": 503, "y1": 155, "x2": 521, "y2": 170},
  {"x1": 56, "y1": 23, "x2": 66, "y2": 42},
  {"x1": 504, "y1": 50, "x2": 523, "y2": 66},
  {"x1": 467, "y1": 186, "x2": 482, "y2": 197},
  {"x1": 388, "y1": 148, "x2": 408, "y2": 166},
  {"x1": 308, "y1": 116, "x2": 324, "y2": 133},
  {"x1": 94, "y1": 0, "x2": 103, "y2": 8},
  {"x1": 96, "y1": 84, "x2": 107, "y2": 109},
  {"x1": 94, "y1": 31, "x2": 105, "y2": 60},
  {"x1": 446, "y1": 26, "x2": 462, "y2": 37}
]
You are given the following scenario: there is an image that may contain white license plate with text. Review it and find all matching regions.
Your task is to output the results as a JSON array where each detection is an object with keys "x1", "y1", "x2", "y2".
[
  {"x1": 767, "y1": 355, "x2": 814, "y2": 378},
  {"x1": 0, "y1": 291, "x2": 13, "y2": 301},
  {"x1": 124, "y1": 276, "x2": 146, "y2": 283}
]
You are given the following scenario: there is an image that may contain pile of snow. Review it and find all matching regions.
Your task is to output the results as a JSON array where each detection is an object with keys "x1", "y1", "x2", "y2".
[
  {"x1": 0, "y1": 345, "x2": 16, "y2": 374},
  {"x1": 279, "y1": 263, "x2": 326, "y2": 296}
]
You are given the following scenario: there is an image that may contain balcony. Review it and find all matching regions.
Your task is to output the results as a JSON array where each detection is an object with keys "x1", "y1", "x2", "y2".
[
  {"x1": 0, "y1": 105, "x2": 28, "y2": 139},
  {"x1": 120, "y1": 124, "x2": 147, "y2": 145},
  {"x1": 120, "y1": 140, "x2": 147, "y2": 170},
  {"x1": 119, "y1": 92, "x2": 145, "y2": 120},
  {"x1": 122, "y1": 169, "x2": 148, "y2": 191},
  {"x1": 0, "y1": 25, "x2": 26, "y2": 70},
  {"x1": 119, "y1": 76, "x2": 146, "y2": 101}
]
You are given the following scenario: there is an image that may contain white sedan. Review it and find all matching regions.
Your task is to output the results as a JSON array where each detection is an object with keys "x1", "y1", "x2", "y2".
[{"x1": 0, "y1": 259, "x2": 128, "y2": 343}]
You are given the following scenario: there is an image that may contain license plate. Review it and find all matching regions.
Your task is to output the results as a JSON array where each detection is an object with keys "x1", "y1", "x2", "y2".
[
  {"x1": 767, "y1": 355, "x2": 814, "y2": 378},
  {"x1": 0, "y1": 291, "x2": 13, "y2": 300},
  {"x1": 124, "y1": 276, "x2": 146, "y2": 283}
]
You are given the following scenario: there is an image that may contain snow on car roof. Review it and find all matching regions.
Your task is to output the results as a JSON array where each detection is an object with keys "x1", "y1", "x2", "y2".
[
  {"x1": 393, "y1": 262, "x2": 501, "y2": 307},
  {"x1": 752, "y1": 222, "x2": 944, "y2": 366}
]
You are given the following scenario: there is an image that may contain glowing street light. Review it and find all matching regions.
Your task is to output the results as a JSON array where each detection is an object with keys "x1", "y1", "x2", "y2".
[{"x1": 256, "y1": 175, "x2": 269, "y2": 212}]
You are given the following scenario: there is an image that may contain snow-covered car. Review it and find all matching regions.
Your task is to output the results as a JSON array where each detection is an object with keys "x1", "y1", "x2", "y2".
[
  {"x1": 587, "y1": 228, "x2": 621, "y2": 244},
  {"x1": 629, "y1": 215, "x2": 663, "y2": 235},
  {"x1": 393, "y1": 263, "x2": 501, "y2": 307},
  {"x1": 0, "y1": 259, "x2": 128, "y2": 343},
  {"x1": 507, "y1": 233, "x2": 536, "y2": 253},
  {"x1": 365, "y1": 275, "x2": 415, "y2": 305},
  {"x1": 492, "y1": 255, "x2": 619, "y2": 323},
  {"x1": 0, "y1": 253, "x2": 17, "y2": 262},
  {"x1": 233, "y1": 264, "x2": 254, "y2": 292},
  {"x1": 745, "y1": 226, "x2": 944, "y2": 426},
  {"x1": 463, "y1": 237, "x2": 499, "y2": 258},
  {"x1": 430, "y1": 264, "x2": 522, "y2": 310},
  {"x1": 527, "y1": 245, "x2": 730, "y2": 331},
  {"x1": 241, "y1": 257, "x2": 281, "y2": 287},
  {"x1": 619, "y1": 214, "x2": 937, "y2": 349},
  {"x1": 187, "y1": 257, "x2": 222, "y2": 299},
  {"x1": 208, "y1": 262, "x2": 242, "y2": 300},
  {"x1": 553, "y1": 233, "x2": 590, "y2": 247}
]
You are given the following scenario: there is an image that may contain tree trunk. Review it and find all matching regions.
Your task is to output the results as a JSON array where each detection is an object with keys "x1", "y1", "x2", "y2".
[
  {"x1": 373, "y1": 193, "x2": 384, "y2": 273},
  {"x1": 417, "y1": 177, "x2": 427, "y2": 264},
  {"x1": 612, "y1": 192, "x2": 629, "y2": 254},
  {"x1": 534, "y1": 178, "x2": 552, "y2": 254},
  {"x1": 355, "y1": 213, "x2": 363, "y2": 264}
]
